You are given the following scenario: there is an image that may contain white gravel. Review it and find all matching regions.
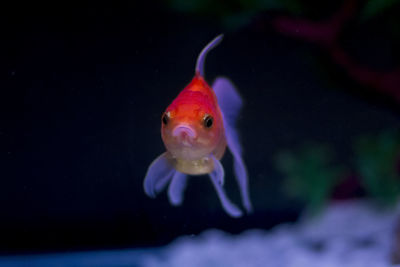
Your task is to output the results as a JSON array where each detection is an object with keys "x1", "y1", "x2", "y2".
[{"x1": 142, "y1": 201, "x2": 399, "y2": 267}]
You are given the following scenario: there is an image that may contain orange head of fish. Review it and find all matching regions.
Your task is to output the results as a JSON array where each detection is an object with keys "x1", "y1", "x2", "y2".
[{"x1": 161, "y1": 76, "x2": 224, "y2": 161}]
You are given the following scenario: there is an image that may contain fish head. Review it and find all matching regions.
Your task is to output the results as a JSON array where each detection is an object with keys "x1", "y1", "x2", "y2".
[{"x1": 161, "y1": 99, "x2": 223, "y2": 161}]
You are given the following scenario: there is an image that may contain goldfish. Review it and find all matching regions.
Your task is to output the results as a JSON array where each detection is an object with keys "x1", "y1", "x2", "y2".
[{"x1": 143, "y1": 35, "x2": 252, "y2": 217}]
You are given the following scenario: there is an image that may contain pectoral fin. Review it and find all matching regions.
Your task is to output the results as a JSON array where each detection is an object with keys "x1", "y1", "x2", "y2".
[
  {"x1": 209, "y1": 156, "x2": 243, "y2": 218},
  {"x1": 213, "y1": 77, "x2": 253, "y2": 213},
  {"x1": 143, "y1": 152, "x2": 175, "y2": 198},
  {"x1": 168, "y1": 171, "x2": 188, "y2": 206}
]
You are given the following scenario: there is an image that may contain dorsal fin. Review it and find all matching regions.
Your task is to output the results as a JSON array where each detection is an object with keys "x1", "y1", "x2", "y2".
[{"x1": 195, "y1": 34, "x2": 224, "y2": 77}]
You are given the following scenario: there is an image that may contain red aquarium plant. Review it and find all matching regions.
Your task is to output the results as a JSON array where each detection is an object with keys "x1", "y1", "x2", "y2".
[{"x1": 271, "y1": 0, "x2": 400, "y2": 103}]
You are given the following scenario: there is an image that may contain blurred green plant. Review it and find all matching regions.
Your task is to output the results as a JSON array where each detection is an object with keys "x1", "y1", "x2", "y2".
[
  {"x1": 275, "y1": 130, "x2": 400, "y2": 211},
  {"x1": 275, "y1": 144, "x2": 344, "y2": 211},
  {"x1": 166, "y1": 0, "x2": 303, "y2": 29},
  {"x1": 360, "y1": 0, "x2": 400, "y2": 20},
  {"x1": 354, "y1": 130, "x2": 400, "y2": 205}
]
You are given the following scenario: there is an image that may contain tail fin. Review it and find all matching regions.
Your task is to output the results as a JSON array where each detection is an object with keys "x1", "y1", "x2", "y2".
[{"x1": 195, "y1": 34, "x2": 224, "y2": 77}]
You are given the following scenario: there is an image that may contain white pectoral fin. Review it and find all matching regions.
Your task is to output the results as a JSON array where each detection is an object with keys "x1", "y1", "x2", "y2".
[
  {"x1": 209, "y1": 156, "x2": 243, "y2": 218},
  {"x1": 167, "y1": 171, "x2": 188, "y2": 206},
  {"x1": 143, "y1": 152, "x2": 175, "y2": 198},
  {"x1": 213, "y1": 77, "x2": 253, "y2": 213}
]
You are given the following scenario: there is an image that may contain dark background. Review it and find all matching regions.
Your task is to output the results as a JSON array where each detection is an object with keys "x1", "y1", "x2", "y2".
[{"x1": 0, "y1": 1, "x2": 398, "y2": 254}]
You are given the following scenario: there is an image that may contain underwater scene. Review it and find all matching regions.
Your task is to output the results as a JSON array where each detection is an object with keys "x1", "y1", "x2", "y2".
[{"x1": 1, "y1": 0, "x2": 400, "y2": 266}]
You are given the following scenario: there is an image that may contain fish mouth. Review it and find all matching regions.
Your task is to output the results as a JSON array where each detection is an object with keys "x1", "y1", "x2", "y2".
[{"x1": 172, "y1": 125, "x2": 197, "y2": 147}]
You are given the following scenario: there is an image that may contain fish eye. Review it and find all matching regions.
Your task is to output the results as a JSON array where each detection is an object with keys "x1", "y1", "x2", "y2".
[
  {"x1": 162, "y1": 112, "x2": 170, "y2": 125},
  {"x1": 203, "y1": 114, "x2": 213, "y2": 128}
]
